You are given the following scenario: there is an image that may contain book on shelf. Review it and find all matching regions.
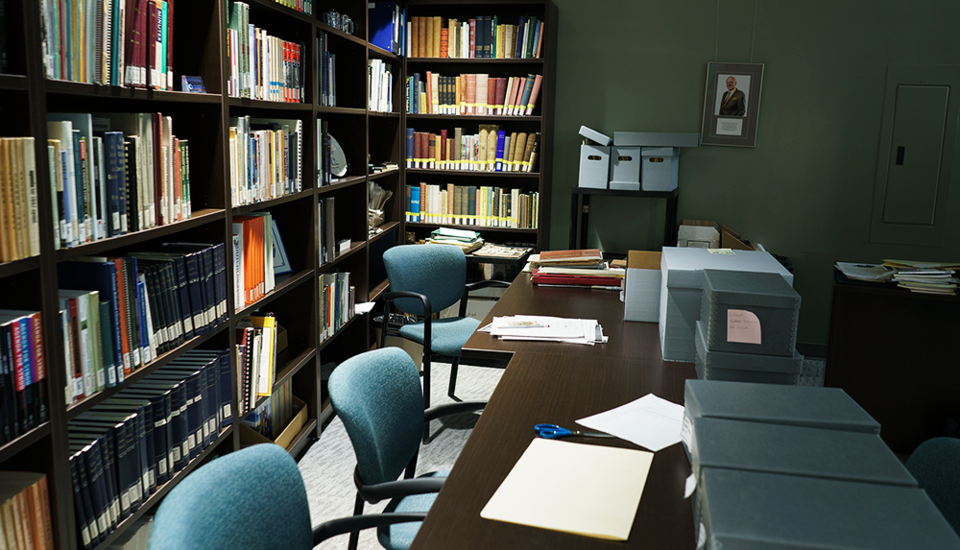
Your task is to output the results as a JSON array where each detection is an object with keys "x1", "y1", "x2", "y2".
[
  {"x1": 0, "y1": 310, "x2": 48, "y2": 442},
  {"x1": 408, "y1": 72, "x2": 543, "y2": 116},
  {"x1": 407, "y1": 127, "x2": 539, "y2": 173},
  {"x1": 316, "y1": 31, "x2": 336, "y2": 107},
  {"x1": 0, "y1": 137, "x2": 41, "y2": 263},
  {"x1": 406, "y1": 183, "x2": 538, "y2": 229},
  {"x1": 369, "y1": 2, "x2": 402, "y2": 54},
  {"x1": 318, "y1": 196, "x2": 335, "y2": 265},
  {"x1": 0, "y1": 472, "x2": 55, "y2": 550},
  {"x1": 232, "y1": 214, "x2": 277, "y2": 310},
  {"x1": 367, "y1": 58, "x2": 394, "y2": 113},
  {"x1": 228, "y1": 117, "x2": 303, "y2": 208},
  {"x1": 408, "y1": 14, "x2": 544, "y2": 59},
  {"x1": 319, "y1": 272, "x2": 354, "y2": 343},
  {"x1": 226, "y1": 2, "x2": 304, "y2": 102}
]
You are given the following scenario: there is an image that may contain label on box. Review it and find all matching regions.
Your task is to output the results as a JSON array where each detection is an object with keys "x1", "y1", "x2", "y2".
[
  {"x1": 707, "y1": 248, "x2": 735, "y2": 255},
  {"x1": 727, "y1": 309, "x2": 762, "y2": 344}
]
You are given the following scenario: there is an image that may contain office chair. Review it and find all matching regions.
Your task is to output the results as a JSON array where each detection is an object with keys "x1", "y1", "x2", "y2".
[
  {"x1": 328, "y1": 348, "x2": 485, "y2": 550},
  {"x1": 381, "y1": 244, "x2": 507, "y2": 407},
  {"x1": 148, "y1": 443, "x2": 426, "y2": 550},
  {"x1": 906, "y1": 437, "x2": 960, "y2": 535}
]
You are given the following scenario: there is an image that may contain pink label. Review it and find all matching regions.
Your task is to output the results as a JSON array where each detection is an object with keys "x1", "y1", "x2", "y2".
[{"x1": 727, "y1": 309, "x2": 762, "y2": 344}]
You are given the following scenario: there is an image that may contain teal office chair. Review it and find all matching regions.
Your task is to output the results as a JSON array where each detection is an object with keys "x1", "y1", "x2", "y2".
[
  {"x1": 906, "y1": 437, "x2": 960, "y2": 535},
  {"x1": 148, "y1": 444, "x2": 425, "y2": 550},
  {"x1": 328, "y1": 348, "x2": 485, "y2": 550},
  {"x1": 381, "y1": 244, "x2": 507, "y2": 407}
]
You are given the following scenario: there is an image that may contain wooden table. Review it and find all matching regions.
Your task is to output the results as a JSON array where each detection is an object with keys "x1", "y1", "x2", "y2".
[{"x1": 410, "y1": 274, "x2": 698, "y2": 549}]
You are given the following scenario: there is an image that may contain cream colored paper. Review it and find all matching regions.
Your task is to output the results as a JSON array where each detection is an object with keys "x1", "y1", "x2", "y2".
[
  {"x1": 480, "y1": 439, "x2": 654, "y2": 541},
  {"x1": 727, "y1": 309, "x2": 762, "y2": 344}
]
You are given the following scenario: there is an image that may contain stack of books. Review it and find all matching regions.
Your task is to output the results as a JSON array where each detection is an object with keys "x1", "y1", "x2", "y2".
[
  {"x1": 0, "y1": 472, "x2": 54, "y2": 549},
  {"x1": 883, "y1": 260, "x2": 960, "y2": 295},
  {"x1": 531, "y1": 249, "x2": 624, "y2": 289},
  {"x1": 426, "y1": 227, "x2": 483, "y2": 253}
]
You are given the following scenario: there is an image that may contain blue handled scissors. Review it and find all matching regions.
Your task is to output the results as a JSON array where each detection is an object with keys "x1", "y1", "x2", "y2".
[{"x1": 534, "y1": 424, "x2": 614, "y2": 439}]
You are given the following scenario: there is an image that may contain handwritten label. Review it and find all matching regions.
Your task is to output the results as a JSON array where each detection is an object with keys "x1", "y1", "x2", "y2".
[
  {"x1": 707, "y1": 248, "x2": 735, "y2": 255},
  {"x1": 684, "y1": 473, "x2": 698, "y2": 498},
  {"x1": 727, "y1": 309, "x2": 762, "y2": 344}
]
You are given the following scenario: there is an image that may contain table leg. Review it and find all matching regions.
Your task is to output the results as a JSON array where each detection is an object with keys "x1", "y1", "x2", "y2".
[
  {"x1": 663, "y1": 194, "x2": 678, "y2": 247},
  {"x1": 569, "y1": 191, "x2": 580, "y2": 249},
  {"x1": 579, "y1": 195, "x2": 590, "y2": 249}
]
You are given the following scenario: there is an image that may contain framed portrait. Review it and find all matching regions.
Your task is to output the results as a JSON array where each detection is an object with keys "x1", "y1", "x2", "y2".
[{"x1": 700, "y1": 62, "x2": 764, "y2": 147}]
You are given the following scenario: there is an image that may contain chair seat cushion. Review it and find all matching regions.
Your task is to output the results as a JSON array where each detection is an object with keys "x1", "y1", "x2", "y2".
[
  {"x1": 398, "y1": 317, "x2": 481, "y2": 356},
  {"x1": 378, "y1": 471, "x2": 449, "y2": 550}
]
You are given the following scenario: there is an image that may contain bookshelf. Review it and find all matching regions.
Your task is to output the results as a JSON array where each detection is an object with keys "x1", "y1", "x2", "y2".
[{"x1": 0, "y1": 0, "x2": 553, "y2": 547}]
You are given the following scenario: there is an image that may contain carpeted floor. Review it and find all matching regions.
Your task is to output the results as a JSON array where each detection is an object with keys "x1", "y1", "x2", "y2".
[
  {"x1": 297, "y1": 356, "x2": 825, "y2": 549},
  {"x1": 298, "y1": 362, "x2": 505, "y2": 550}
]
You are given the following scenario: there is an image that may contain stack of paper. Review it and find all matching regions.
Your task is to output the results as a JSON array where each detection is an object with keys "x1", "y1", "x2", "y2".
[
  {"x1": 530, "y1": 248, "x2": 605, "y2": 269},
  {"x1": 882, "y1": 259, "x2": 960, "y2": 295},
  {"x1": 834, "y1": 262, "x2": 894, "y2": 283},
  {"x1": 426, "y1": 227, "x2": 483, "y2": 253},
  {"x1": 482, "y1": 315, "x2": 607, "y2": 344}
]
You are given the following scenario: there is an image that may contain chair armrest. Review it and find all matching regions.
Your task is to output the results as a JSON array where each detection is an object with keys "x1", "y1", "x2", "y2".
[
  {"x1": 424, "y1": 401, "x2": 486, "y2": 422},
  {"x1": 313, "y1": 513, "x2": 428, "y2": 544},
  {"x1": 357, "y1": 476, "x2": 446, "y2": 504},
  {"x1": 464, "y1": 279, "x2": 511, "y2": 292}
]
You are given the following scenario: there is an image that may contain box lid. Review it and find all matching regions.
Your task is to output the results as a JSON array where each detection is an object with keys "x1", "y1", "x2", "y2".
[
  {"x1": 692, "y1": 418, "x2": 916, "y2": 487},
  {"x1": 695, "y1": 321, "x2": 801, "y2": 373},
  {"x1": 661, "y1": 248, "x2": 793, "y2": 290},
  {"x1": 683, "y1": 380, "x2": 880, "y2": 434},
  {"x1": 627, "y1": 250, "x2": 661, "y2": 270},
  {"x1": 702, "y1": 269, "x2": 801, "y2": 309},
  {"x1": 579, "y1": 125, "x2": 612, "y2": 146},
  {"x1": 700, "y1": 469, "x2": 960, "y2": 550},
  {"x1": 613, "y1": 132, "x2": 700, "y2": 148}
]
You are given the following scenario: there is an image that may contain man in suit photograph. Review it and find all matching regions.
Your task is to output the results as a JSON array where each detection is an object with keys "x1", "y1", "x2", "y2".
[{"x1": 718, "y1": 76, "x2": 746, "y2": 116}]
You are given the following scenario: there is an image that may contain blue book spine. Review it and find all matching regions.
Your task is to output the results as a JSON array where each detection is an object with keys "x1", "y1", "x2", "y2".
[
  {"x1": 171, "y1": 257, "x2": 195, "y2": 339},
  {"x1": 137, "y1": 282, "x2": 150, "y2": 360},
  {"x1": 495, "y1": 131, "x2": 506, "y2": 172},
  {"x1": 218, "y1": 351, "x2": 233, "y2": 427},
  {"x1": 72, "y1": 131, "x2": 87, "y2": 238},
  {"x1": 411, "y1": 186, "x2": 420, "y2": 222},
  {"x1": 98, "y1": 301, "x2": 117, "y2": 388},
  {"x1": 406, "y1": 127, "x2": 415, "y2": 168},
  {"x1": 532, "y1": 21, "x2": 542, "y2": 58},
  {"x1": 516, "y1": 16, "x2": 526, "y2": 58}
]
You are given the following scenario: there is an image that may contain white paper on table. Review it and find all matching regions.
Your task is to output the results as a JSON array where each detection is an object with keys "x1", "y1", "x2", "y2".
[
  {"x1": 490, "y1": 316, "x2": 587, "y2": 338},
  {"x1": 576, "y1": 394, "x2": 685, "y2": 452},
  {"x1": 354, "y1": 302, "x2": 376, "y2": 314},
  {"x1": 480, "y1": 439, "x2": 653, "y2": 541}
]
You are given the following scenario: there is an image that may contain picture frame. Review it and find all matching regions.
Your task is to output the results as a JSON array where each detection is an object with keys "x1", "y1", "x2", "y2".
[{"x1": 700, "y1": 62, "x2": 764, "y2": 147}]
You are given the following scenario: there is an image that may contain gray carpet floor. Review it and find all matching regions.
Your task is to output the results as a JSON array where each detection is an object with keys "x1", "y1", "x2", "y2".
[
  {"x1": 298, "y1": 362, "x2": 505, "y2": 550},
  {"x1": 297, "y1": 356, "x2": 825, "y2": 549}
]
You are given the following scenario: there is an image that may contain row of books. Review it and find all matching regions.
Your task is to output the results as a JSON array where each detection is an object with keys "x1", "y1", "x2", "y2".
[
  {"x1": 105, "y1": 517, "x2": 152, "y2": 550},
  {"x1": 271, "y1": 0, "x2": 312, "y2": 15},
  {"x1": 406, "y1": 184, "x2": 539, "y2": 229},
  {"x1": 368, "y1": 59, "x2": 394, "y2": 113},
  {"x1": 48, "y1": 112, "x2": 192, "y2": 250},
  {"x1": 408, "y1": 15, "x2": 544, "y2": 59},
  {"x1": 39, "y1": 0, "x2": 176, "y2": 88},
  {"x1": 68, "y1": 350, "x2": 232, "y2": 550},
  {"x1": 240, "y1": 377, "x2": 294, "y2": 441},
  {"x1": 0, "y1": 138, "x2": 41, "y2": 263},
  {"x1": 57, "y1": 243, "x2": 229, "y2": 405},
  {"x1": 317, "y1": 31, "x2": 336, "y2": 107},
  {"x1": 407, "y1": 72, "x2": 543, "y2": 116},
  {"x1": 0, "y1": 310, "x2": 49, "y2": 444},
  {"x1": 235, "y1": 315, "x2": 277, "y2": 416},
  {"x1": 226, "y1": 2, "x2": 305, "y2": 103},
  {"x1": 319, "y1": 272, "x2": 354, "y2": 344},
  {"x1": 0, "y1": 472, "x2": 55, "y2": 549},
  {"x1": 232, "y1": 213, "x2": 279, "y2": 310},
  {"x1": 228, "y1": 116, "x2": 304, "y2": 208},
  {"x1": 405, "y1": 127, "x2": 540, "y2": 173}
]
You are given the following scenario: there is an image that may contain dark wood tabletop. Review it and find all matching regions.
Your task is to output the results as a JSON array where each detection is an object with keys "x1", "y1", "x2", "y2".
[{"x1": 411, "y1": 273, "x2": 698, "y2": 549}]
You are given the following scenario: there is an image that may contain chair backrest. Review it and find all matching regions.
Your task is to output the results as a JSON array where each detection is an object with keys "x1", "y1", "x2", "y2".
[
  {"x1": 328, "y1": 348, "x2": 425, "y2": 486},
  {"x1": 149, "y1": 444, "x2": 312, "y2": 550},
  {"x1": 383, "y1": 245, "x2": 466, "y2": 315},
  {"x1": 906, "y1": 437, "x2": 960, "y2": 534}
]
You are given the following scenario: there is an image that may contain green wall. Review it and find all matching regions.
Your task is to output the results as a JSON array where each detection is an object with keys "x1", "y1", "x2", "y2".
[{"x1": 548, "y1": 0, "x2": 960, "y2": 346}]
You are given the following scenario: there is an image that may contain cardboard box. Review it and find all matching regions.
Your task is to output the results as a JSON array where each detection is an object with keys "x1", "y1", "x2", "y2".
[
  {"x1": 658, "y1": 248, "x2": 794, "y2": 362},
  {"x1": 239, "y1": 395, "x2": 308, "y2": 451},
  {"x1": 677, "y1": 220, "x2": 720, "y2": 249},
  {"x1": 374, "y1": 327, "x2": 424, "y2": 372},
  {"x1": 623, "y1": 250, "x2": 662, "y2": 322},
  {"x1": 720, "y1": 224, "x2": 755, "y2": 251}
]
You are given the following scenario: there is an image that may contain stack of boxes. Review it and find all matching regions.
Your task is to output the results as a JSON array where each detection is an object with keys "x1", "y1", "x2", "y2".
[
  {"x1": 577, "y1": 126, "x2": 699, "y2": 191},
  {"x1": 695, "y1": 269, "x2": 802, "y2": 384},
  {"x1": 683, "y1": 380, "x2": 960, "y2": 549}
]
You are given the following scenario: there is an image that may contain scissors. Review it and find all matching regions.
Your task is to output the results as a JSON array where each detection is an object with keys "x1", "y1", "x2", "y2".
[{"x1": 534, "y1": 424, "x2": 614, "y2": 439}]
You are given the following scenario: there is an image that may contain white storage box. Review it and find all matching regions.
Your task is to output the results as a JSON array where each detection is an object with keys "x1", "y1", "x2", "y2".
[
  {"x1": 658, "y1": 247, "x2": 793, "y2": 362},
  {"x1": 623, "y1": 250, "x2": 662, "y2": 322},
  {"x1": 641, "y1": 147, "x2": 679, "y2": 191},
  {"x1": 578, "y1": 144, "x2": 610, "y2": 189},
  {"x1": 609, "y1": 147, "x2": 641, "y2": 191}
]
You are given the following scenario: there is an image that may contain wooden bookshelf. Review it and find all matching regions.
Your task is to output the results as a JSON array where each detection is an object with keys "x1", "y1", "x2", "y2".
[{"x1": 0, "y1": 0, "x2": 554, "y2": 547}]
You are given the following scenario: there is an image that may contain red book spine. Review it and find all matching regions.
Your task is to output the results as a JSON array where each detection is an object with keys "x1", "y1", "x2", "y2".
[
  {"x1": 487, "y1": 77, "x2": 497, "y2": 116},
  {"x1": 67, "y1": 299, "x2": 84, "y2": 396},
  {"x1": 146, "y1": 0, "x2": 159, "y2": 88},
  {"x1": 495, "y1": 77, "x2": 507, "y2": 115},
  {"x1": 526, "y1": 74, "x2": 543, "y2": 116},
  {"x1": 10, "y1": 320, "x2": 25, "y2": 393},
  {"x1": 31, "y1": 313, "x2": 44, "y2": 383},
  {"x1": 167, "y1": 0, "x2": 174, "y2": 89},
  {"x1": 440, "y1": 129, "x2": 448, "y2": 168},
  {"x1": 413, "y1": 131, "x2": 422, "y2": 168},
  {"x1": 469, "y1": 19, "x2": 476, "y2": 58},
  {"x1": 419, "y1": 132, "x2": 429, "y2": 169},
  {"x1": 113, "y1": 258, "x2": 132, "y2": 375}
]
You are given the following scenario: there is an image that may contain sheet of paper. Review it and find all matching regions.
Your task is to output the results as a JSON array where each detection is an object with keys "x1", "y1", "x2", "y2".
[
  {"x1": 576, "y1": 394, "x2": 685, "y2": 452},
  {"x1": 480, "y1": 439, "x2": 653, "y2": 541},
  {"x1": 726, "y1": 309, "x2": 762, "y2": 344},
  {"x1": 490, "y1": 316, "x2": 587, "y2": 338},
  {"x1": 354, "y1": 302, "x2": 376, "y2": 314}
]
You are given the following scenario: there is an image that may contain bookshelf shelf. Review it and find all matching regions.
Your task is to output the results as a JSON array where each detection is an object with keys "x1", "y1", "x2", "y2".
[
  {"x1": 64, "y1": 323, "x2": 229, "y2": 420},
  {"x1": 0, "y1": 74, "x2": 28, "y2": 90},
  {"x1": 55, "y1": 208, "x2": 227, "y2": 261},
  {"x1": 370, "y1": 278, "x2": 390, "y2": 302},
  {"x1": 226, "y1": 98, "x2": 312, "y2": 111},
  {"x1": 321, "y1": 241, "x2": 367, "y2": 270},
  {"x1": 369, "y1": 168, "x2": 401, "y2": 180},
  {"x1": 369, "y1": 111, "x2": 401, "y2": 118},
  {"x1": 235, "y1": 269, "x2": 315, "y2": 318},
  {"x1": 0, "y1": 424, "x2": 51, "y2": 465},
  {"x1": 405, "y1": 222, "x2": 537, "y2": 233},
  {"x1": 406, "y1": 168, "x2": 540, "y2": 178},
  {"x1": 245, "y1": 0, "x2": 315, "y2": 23},
  {"x1": 317, "y1": 106, "x2": 367, "y2": 116},
  {"x1": 406, "y1": 114, "x2": 542, "y2": 122},
  {"x1": 318, "y1": 175, "x2": 367, "y2": 194},
  {"x1": 318, "y1": 314, "x2": 363, "y2": 352},
  {"x1": 0, "y1": 255, "x2": 40, "y2": 279},
  {"x1": 43, "y1": 80, "x2": 225, "y2": 103},
  {"x1": 287, "y1": 418, "x2": 318, "y2": 457},
  {"x1": 275, "y1": 348, "x2": 317, "y2": 389},
  {"x1": 369, "y1": 221, "x2": 401, "y2": 244},
  {"x1": 368, "y1": 44, "x2": 402, "y2": 60},
  {"x1": 406, "y1": 57, "x2": 544, "y2": 65},
  {"x1": 317, "y1": 22, "x2": 368, "y2": 48},
  {"x1": 233, "y1": 189, "x2": 315, "y2": 215}
]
